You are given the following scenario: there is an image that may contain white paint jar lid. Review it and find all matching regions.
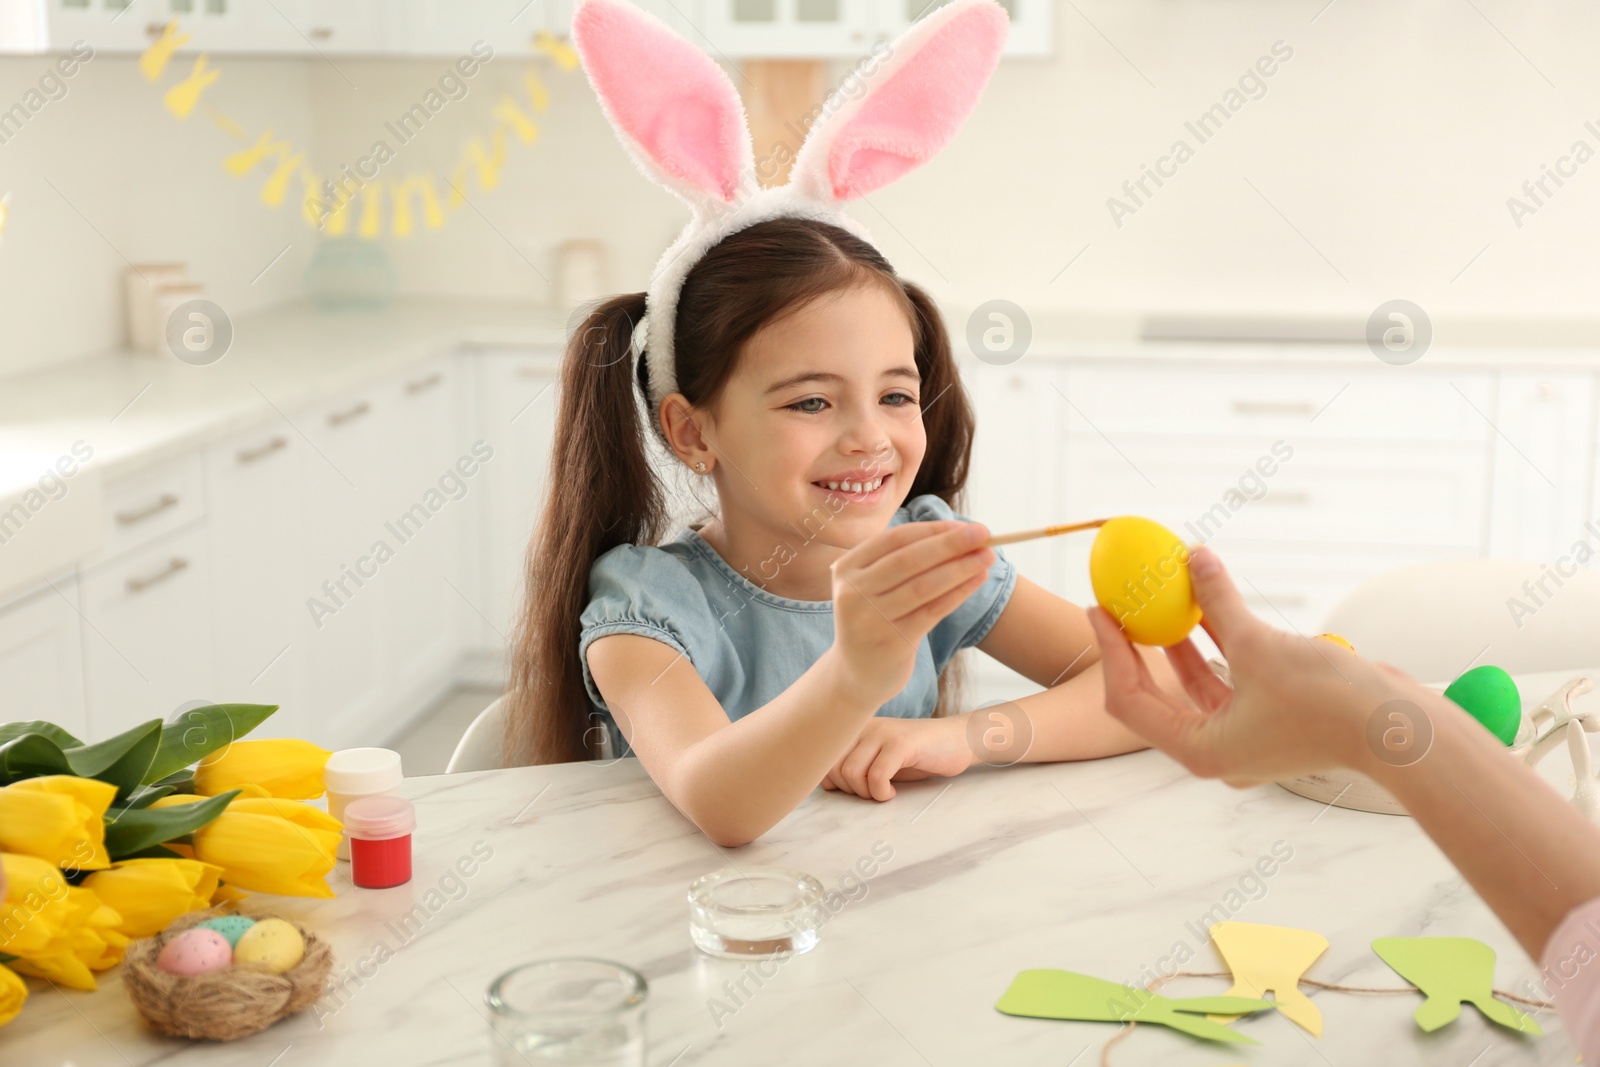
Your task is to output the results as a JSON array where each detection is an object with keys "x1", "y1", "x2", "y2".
[{"x1": 324, "y1": 747, "x2": 403, "y2": 794}]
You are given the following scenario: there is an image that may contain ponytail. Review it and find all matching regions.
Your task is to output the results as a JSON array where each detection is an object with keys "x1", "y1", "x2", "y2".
[{"x1": 503, "y1": 293, "x2": 666, "y2": 765}]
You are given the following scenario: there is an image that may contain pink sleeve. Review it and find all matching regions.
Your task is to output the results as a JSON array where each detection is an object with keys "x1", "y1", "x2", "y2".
[{"x1": 1540, "y1": 894, "x2": 1600, "y2": 1059}]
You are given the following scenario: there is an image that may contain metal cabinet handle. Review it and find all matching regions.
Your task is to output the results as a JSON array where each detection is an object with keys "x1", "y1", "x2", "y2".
[
  {"x1": 405, "y1": 372, "x2": 443, "y2": 396},
  {"x1": 1231, "y1": 400, "x2": 1315, "y2": 416},
  {"x1": 309, "y1": 27, "x2": 333, "y2": 40},
  {"x1": 327, "y1": 401, "x2": 371, "y2": 427},
  {"x1": 115, "y1": 493, "x2": 179, "y2": 526},
  {"x1": 517, "y1": 365, "x2": 552, "y2": 379},
  {"x1": 237, "y1": 436, "x2": 288, "y2": 465},
  {"x1": 127, "y1": 557, "x2": 189, "y2": 593}
]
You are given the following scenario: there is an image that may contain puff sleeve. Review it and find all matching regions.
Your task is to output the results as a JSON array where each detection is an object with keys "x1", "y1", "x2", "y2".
[{"x1": 577, "y1": 542, "x2": 717, "y2": 714}]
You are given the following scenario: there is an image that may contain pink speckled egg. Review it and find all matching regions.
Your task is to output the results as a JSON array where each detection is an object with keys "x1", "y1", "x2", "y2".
[{"x1": 157, "y1": 928, "x2": 233, "y2": 976}]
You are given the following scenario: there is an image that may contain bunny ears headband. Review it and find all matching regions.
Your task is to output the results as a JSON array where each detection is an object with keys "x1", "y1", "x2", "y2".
[{"x1": 569, "y1": 0, "x2": 1009, "y2": 412}]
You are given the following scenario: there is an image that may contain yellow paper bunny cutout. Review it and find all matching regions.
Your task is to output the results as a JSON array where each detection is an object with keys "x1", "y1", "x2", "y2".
[{"x1": 1208, "y1": 921, "x2": 1329, "y2": 1036}]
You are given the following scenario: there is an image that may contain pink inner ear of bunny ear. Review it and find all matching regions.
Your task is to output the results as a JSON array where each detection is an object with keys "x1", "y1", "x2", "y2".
[
  {"x1": 827, "y1": 4, "x2": 1007, "y2": 200},
  {"x1": 572, "y1": 0, "x2": 748, "y2": 203}
]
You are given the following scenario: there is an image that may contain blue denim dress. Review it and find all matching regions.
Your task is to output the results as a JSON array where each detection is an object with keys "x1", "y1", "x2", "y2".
[{"x1": 577, "y1": 493, "x2": 1017, "y2": 757}]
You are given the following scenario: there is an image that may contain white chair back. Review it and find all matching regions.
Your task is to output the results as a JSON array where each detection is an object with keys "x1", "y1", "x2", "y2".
[{"x1": 1319, "y1": 559, "x2": 1600, "y2": 684}]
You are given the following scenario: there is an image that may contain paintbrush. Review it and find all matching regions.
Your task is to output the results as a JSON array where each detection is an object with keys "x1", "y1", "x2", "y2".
[{"x1": 983, "y1": 518, "x2": 1108, "y2": 547}]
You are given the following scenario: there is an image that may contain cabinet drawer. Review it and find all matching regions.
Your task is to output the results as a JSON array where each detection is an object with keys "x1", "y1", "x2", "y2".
[
  {"x1": 1063, "y1": 364, "x2": 1495, "y2": 444},
  {"x1": 1062, "y1": 438, "x2": 1488, "y2": 552},
  {"x1": 79, "y1": 523, "x2": 215, "y2": 739},
  {"x1": 86, "y1": 453, "x2": 205, "y2": 568}
]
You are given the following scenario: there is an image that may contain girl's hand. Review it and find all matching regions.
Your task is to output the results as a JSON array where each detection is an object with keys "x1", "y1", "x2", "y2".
[
  {"x1": 829, "y1": 519, "x2": 995, "y2": 708},
  {"x1": 821, "y1": 716, "x2": 973, "y2": 801},
  {"x1": 1085, "y1": 544, "x2": 1401, "y2": 786}
]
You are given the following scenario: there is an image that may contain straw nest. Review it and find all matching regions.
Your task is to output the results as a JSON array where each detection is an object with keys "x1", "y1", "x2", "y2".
[{"x1": 122, "y1": 907, "x2": 333, "y2": 1041}]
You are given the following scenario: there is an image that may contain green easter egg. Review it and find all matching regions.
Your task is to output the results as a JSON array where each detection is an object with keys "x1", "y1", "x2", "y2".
[
  {"x1": 195, "y1": 915, "x2": 257, "y2": 949},
  {"x1": 1444, "y1": 665, "x2": 1520, "y2": 746}
]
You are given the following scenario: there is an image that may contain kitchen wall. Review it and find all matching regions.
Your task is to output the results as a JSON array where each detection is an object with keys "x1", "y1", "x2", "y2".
[
  {"x1": 4, "y1": 0, "x2": 1600, "y2": 379},
  {"x1": 0, "y1": 54, "x2": 315, "y2": 378}
]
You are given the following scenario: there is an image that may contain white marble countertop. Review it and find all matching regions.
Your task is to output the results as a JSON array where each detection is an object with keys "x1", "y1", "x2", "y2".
[{"x1": 11, "y1": 669, "x2": 1598, "y2": 1066}]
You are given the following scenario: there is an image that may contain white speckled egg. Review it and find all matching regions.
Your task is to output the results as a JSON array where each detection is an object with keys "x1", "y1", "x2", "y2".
[
  {"x1": 233, "y1": 918, "x2": 305, "y2": 974},
  {"x1": 157, "y1": 928, "x2": 234, "y2": 976}
]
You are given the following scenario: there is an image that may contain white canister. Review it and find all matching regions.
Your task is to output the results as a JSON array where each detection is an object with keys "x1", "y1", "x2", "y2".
[
  {"x1": 324, "y1": 747, "x2": 404, "y2": 861},
  {"x1": 124, "y1": 264, "x2": 188, "y2": 352}
]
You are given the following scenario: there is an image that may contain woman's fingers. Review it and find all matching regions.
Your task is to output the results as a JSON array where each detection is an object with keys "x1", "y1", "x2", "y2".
[
  {"x1": 1164, "y1": 637, "x2": 1233, "y2": 714},
  {"x1": 1184, "y1": 545, "x2": 1256, "y2": 653},
  {"x1": 1088, "y1": 606, "x2": 1209, "y2": 760}
]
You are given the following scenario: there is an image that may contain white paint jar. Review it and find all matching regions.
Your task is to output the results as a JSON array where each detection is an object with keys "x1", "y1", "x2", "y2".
[{"x1": 324, "y1": 747, "x2": 404, "y2": 861}]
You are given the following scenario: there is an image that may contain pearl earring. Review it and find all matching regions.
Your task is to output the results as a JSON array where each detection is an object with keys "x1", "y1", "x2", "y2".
[{"x1": 694, "y1": 461, "x2": 707, "y2": 474}]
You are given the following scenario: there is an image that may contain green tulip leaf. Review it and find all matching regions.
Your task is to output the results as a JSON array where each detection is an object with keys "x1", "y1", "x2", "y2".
[
  {"x1": 151, "y1": 768, "x2": 195, "y2": 792},
  {"x1": 104, "y1": 789, "x2": 240, "y2": 859},
  {"x1": 62, "y1": 719, "x2": 162, "y2": 804},
  {"x1": 0, "y1": 732, "x2": 72, "y2": 783},
  {"x1": 144, "y1": 704, "x2": 278, "y2": 784},
  {"x1": 0, "y1": 720, "x2": 82, "y2": 750},
  {"x1": 120, "y1": 783, "x2": 179, "y2": 809},
  {"x1": 114, "y1": 843, "x2": 187, "y2": 861},
  {"x1": 0, "y1": 953, "x2": 14, "y2": 965}
]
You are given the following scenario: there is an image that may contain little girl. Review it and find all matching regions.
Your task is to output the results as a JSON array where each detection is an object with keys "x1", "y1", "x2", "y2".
[{"x1": 502, "y1": 0, "x2": 1187, "y2": 845}]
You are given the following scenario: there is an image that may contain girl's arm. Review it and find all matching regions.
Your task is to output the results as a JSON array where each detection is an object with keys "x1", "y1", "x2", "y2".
[
  {"x1": 587, "y1": 519, "x2": 998, "y2": 847},
  {"x1": 820, "y1": 577, "x2": 1186, "y2": 798},
  {"x1": 587, "y1": 635, "x2": 883, "y2": 847},
  {"x1": 972, "y1": 574, "x2": 1174, "y2": 762}
]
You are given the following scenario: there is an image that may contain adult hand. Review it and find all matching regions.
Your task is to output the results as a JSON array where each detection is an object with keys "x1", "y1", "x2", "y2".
[{"x1": 1086, "y1": 544, "x2": 1402, "y2": 786}]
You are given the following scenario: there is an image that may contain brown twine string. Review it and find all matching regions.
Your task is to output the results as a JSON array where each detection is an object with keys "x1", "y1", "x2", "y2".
[{"x1": 1098, "y1": 969, "x2": 1555, "y2": 1067}]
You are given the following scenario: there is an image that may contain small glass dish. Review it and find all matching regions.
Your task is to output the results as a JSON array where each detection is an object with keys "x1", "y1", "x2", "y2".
[
  {"x1": 485, "y1": 958, "x2": 646, "y2": 1066},
  {"x1": 687, "y1": 866, "x2": 826, "y2": 960}
]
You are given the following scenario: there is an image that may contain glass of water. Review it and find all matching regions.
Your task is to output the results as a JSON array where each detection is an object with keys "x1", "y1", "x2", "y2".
[{"x1": 486, "y1": 958, "x2": 647, "y2": 1066}]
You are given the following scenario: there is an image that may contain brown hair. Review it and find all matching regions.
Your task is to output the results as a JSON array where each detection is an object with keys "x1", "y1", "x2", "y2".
[{"x1": 503, "y1": 216, "x2": 977, "y2": 765}]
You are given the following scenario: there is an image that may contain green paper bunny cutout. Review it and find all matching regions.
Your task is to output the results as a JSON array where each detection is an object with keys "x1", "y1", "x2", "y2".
[
  {"x1": 995, "y1": 969, "x2": 1274, "y2": 1044},
  {"x1": 1372, "y1": 937, "x2": 1542, "y2": 1036}
]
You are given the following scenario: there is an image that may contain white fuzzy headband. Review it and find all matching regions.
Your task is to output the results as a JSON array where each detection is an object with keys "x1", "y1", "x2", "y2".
[{"x1": 569, "y1": 0, "x2": 1009, "y2": 413}]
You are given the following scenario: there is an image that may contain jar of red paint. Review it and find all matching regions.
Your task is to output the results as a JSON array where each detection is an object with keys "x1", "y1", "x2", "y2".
[{"x1": 343, "y1": 794, "x2": 416, "y2": 889}]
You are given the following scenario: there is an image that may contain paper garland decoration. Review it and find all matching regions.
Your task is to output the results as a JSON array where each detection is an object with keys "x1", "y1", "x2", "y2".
[
  {"x1": 1372, "y1": 937, "x2": 1543, "y2": 1036},
  {"x1": 1206, "y1": 921, "x2": 1329, "y2": 1036},
  {"x1": 136, "y1": 21, "x2": 578, "y2": 241},
  {"x1": 994, "y1": 970, "x2": 1273, "y2": 1045},
  {"x1": 998, "y1": 931, "x2": 1547, "y2": 1060}
]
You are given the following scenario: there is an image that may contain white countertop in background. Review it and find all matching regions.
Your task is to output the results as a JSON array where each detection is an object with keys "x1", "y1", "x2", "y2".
[{"x1": 4, "y1": 296, "x2": 1600, "y2": 483}]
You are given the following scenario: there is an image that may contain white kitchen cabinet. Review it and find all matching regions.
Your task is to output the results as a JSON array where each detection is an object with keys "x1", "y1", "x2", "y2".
[
  {"x1": 0, "y1": 578, "x2": 89, "y2": 742},
  {"x1": 873, "y1": 0, "x2": 1053, "y2": 57},
  {"x1": 961, "y1": 357, "x2": 1064, "y2": 595},
  {"x1": 80, "y1": 522, "x2": 216, "y2": 739},
  {"x1": 204, "y1": 421, "x2": 310, "y2": 741},
  {"x1": 394, "y1": 0, "x2": 564, "y2": 57},
  {"x1": 295, "y1": 382, "x2": 387, "y2": 748},
  {"x1": 1488, "y1": 371, "x2": 1598, "y2": 563},
  {"x1": 700, "y1": 0, "x2": 875, "y2": 58},
  {"x1": 24, "y1": 0, "x2": 307, "y2": 55},
  {"x1": 370, "y1": 356, "x2": 464, "y2": 707},
  {"x1": 472, "y1": 349, "x2": 561, "y2": 670}
]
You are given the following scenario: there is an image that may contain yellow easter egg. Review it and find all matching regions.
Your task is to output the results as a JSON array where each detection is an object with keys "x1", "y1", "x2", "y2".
[
  {"x1": 233, "y1": 917, "x2": 305, "y2": 974},
  {"x1": 1313, "y1": 632, "x2": 1356, "y2": 653},
  {"x1": 1089, "y1": 516, "x2": 1202, "y2": 646}
]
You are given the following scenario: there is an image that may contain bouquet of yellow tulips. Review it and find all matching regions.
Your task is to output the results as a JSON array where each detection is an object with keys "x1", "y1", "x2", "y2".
[{"x1": 0, "y1": 704, "x2": 340, "y2": 1027}]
